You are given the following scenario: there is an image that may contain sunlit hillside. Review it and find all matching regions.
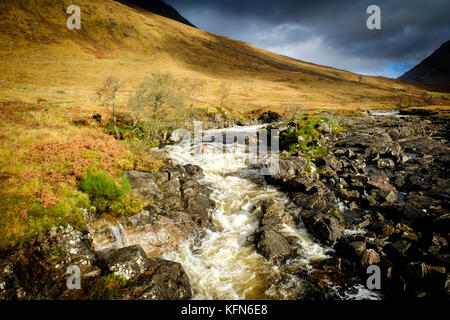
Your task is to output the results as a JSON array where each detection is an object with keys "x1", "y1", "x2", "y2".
[{"x1": 1, "y1": 0, "x2": 449, "y2": 115}]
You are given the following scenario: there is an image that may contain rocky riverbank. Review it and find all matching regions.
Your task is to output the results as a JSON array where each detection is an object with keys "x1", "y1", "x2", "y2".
[
  {"x1": 0, "y1": 162, "x2": 213, "y2": 300},
  {"x1": 263, "y1": 113, "x2": 449, "y2": 299}
]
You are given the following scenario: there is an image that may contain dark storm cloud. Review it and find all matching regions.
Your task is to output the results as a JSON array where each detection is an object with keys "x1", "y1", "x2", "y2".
[{"x1": 167, "y1": 0, "x2": 450, "y2": 77}]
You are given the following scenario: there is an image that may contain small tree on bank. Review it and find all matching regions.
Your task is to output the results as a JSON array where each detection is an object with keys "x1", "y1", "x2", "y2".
[
  {"x1": 129, "y1": 73, "x2": 182, "y2": 148},
  {"x1": 97, "y1": 76, "x2": 122, "y2": 140}
]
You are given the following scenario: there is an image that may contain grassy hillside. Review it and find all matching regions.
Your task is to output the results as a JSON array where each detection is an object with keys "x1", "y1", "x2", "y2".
[{"x1": 1, "y1": 0, "x2": 449, "y2": 115}]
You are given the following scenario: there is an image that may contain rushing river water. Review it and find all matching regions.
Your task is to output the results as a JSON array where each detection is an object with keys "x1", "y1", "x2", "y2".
[{"x1": 163, "y1": 125, "x2": 381, "y2": 300}]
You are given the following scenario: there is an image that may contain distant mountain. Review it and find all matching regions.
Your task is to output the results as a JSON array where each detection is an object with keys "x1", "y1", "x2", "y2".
[
  {"x1": 399, "y1": 41, "x2": 450, "y2": 85},
  {"x1": 115, "y1": 0, "x2": 196, "y2": 28}
]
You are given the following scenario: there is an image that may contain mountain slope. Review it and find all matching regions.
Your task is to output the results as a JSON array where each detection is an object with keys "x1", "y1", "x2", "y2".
[
  {"x1": 399, "y1": 41, "x2": 450, "y2": 85},
  {"x1": 0, "y1": 0, "x2": 448, "y2": 113}
]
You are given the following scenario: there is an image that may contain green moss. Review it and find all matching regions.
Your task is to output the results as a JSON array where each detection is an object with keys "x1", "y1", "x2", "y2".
[
  {"x1": 87, "y1": 274, "x2": 129, "y2": 300},
  {"x1": 327, "y1": 208, "x2": 342, "y2": 219},
  {"x1": 279, "y1": 115, "x2": 338, "y2": 160},
  {"x1": 383, "y1": 224, "x2": 396, "y2": 237}
]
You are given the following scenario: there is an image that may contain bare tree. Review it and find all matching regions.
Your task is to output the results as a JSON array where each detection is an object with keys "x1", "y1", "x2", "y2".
[
  {"x1": 97, "y1": 76, "x2": 122, "y2": 140},
  {"x1": 217, "y1": 81, "x2": 231, "y2": 111},
  {"x1": 129, "y1": 73, "x2": 181, "y2": 148},
  {"x1": 186, "y1": 78, "x2": 205, "y2": 107}
]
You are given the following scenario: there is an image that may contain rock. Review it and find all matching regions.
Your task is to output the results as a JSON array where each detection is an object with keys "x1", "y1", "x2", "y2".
[
  {"x1": 128, "y1": 258, "x2": 192, "y2": 300},
  {"x1": 0, "y1": 226, "x2": 98, "y2": 300},
  {"x1": 311, "y1": 257, "x2": 342, "y2": 273},
  {"x1": 377, "y1": 190, "x2": 398, "y2": 204},
  {"x1": 343, "y1": 189, "x2": 360, "y2": 200},
  {"x1": 301, "y1": 212, "x2": 343, "y2": 246},
  {"x1": 259, "y1": 200, "x2": 288, "y2": 227},
  {"x1": 254, "y1": 227, "x2": 292, "y2": 263},
  {"x1": 102, "y1": 245, "x2": 149, "y2": 280},
  {"x1": 184, "y1": 164, "x2": 205, "y2": 180},
  {"x1": 264, "y1": 156, "x2": 318, "y2": 192},
  {"x1": 377, "y1": 158, "x2": 395, "y2": 169},
  {"x1": 316, "y1": 123, "x2": 332, "y2": 134},
  {"x1": 360, "y1": 249, "x2": 380, "y2": 268},
  {"x1": 349, "y1": 241, "x2": 366, "y2": 256},
  {"x1": 125, "y1": 171, "x2": 161, "y2": 201},
  {"x1": 91, "y1": 164, "x2": 213, "y2": 256},
  {"x1": 385, "y1": 240, "x2": 412, "y2": 258}
]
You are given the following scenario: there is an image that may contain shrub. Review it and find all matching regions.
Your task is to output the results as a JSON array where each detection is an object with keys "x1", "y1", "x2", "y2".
[
  {"x1": 80, "y1": 170, "x2": 131, "y2": 214},
  {"x1": 258, "y1": 111, "x2": 281, "y2": 123}
]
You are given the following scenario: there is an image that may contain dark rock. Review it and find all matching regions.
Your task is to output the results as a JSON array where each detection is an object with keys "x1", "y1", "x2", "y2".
[
  {"x1": 311, "y1": 257, "x2": 342, "y2": 273},
  {"x1": 301, "y1": 212, "x2": 343, "y2": 246},
  {"x1": 128, "y1": 258, "x2": 192, "y2": 300},
  {"x1": 102, "y1": 245, "x2": 149, "y2": 280},
  {"x1": 254, "y1": 227, "x2": 292, "y2": 263},
  {"x1": 125, "y1": 171, "x2": 161, "y2": 201},
  {"x1": 184, "y1": 164, "x2": 205, "y2": 180},
  {"x1": 264, "y1": 156, "x2": 318, "y2": 192},
  {"x1": 349, "y1": 241, "x2": 366, "y2": 256},
  {"x1": 0, "y1": 226, "x2": 98, "y2": 300}
]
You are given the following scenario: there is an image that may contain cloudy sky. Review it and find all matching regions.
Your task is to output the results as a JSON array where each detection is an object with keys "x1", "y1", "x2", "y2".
[{"x1": 167, "y1": 0, "x2": 450, "y2": 78}]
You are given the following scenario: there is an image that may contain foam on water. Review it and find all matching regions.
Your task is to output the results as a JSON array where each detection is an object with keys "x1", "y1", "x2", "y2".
[{"x1": 163, "y1": 125, "x2": 381, "y2": 300}]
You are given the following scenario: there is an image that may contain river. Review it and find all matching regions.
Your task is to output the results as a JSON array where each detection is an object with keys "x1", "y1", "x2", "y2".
[{"x1": 163, "y1": 125, "x2": 381, "y2": 300}]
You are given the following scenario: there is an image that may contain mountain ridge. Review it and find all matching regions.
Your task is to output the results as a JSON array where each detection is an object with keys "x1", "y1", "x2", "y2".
[
  {"x1": 399, "y1": 40, "x2": 450, "y2": 85},
  {"x1": 114, "y1": 0, "x2": 196, "y2": 28}
]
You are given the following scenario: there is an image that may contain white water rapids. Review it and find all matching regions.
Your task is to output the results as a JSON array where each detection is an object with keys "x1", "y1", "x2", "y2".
[{"x1": 163, "y1": 125, "x2": 381, "y2": 300}]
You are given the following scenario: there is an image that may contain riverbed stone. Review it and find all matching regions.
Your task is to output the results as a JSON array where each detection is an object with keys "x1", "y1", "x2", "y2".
[{"x1": 254, "y1": 227, "x2": 292, "y2": 263}]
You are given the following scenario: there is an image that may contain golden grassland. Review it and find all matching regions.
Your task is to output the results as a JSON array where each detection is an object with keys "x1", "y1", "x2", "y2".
[{"x1": 0, "y1": 0, "x2": 449, "y2": 116}]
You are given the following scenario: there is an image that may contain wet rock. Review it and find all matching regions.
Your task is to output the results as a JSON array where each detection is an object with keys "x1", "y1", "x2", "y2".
[
  {"x1": 377, "y1": 158, "x2": 395, "y2": 169},
  {"x1": 259, "y1": 200, "x2": 288, "y2": 227},
  {"x1": 128, "y1": 258, "x2": 192, "y2": 300},
  {"x1": 264, "y1": 156, "x2": 318, "y2": 192},
  {"x1": 91, "y1": 164, "x2": 213, "y2": 256},
  {"x1": 301, "y1": 211, "x2": 343, "y2": 246},
  {"x1": 102, "y1": 245, "x2": 148, "y2": 280},
  {"x1": 361, "y1": 249, "x2": 380, "y2": 268},
  {"x1": 311, "y1": 257, "x2": 342, "y2": 273},
  {"x1": 184, "y1": 164, "x2": 205, "y2": 180},
  {"x1": 349, "y1": 241, "x2": 366, "y2": 256},
  {"x1": 0, "y1": 226, "x2": 98, "y2": 300},
  {"x1": 254, "y1": 227, "x2": 292, "y2": 263}
]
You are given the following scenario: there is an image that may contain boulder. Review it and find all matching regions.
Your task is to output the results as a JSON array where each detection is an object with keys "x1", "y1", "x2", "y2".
[
  {"x1": 102, "y1": 245, "x2": 149, "y2": 280},
  {"x1": 128, "y1": 258, "x2": 192, "y2": 300},
  {"x1": 360, "y1": 249, "x2": 380, "y2": 268},
  {"x1": 264, "y1": 156, "x2": 318, "y2": 192},
  {"x1": 0, "y1": 226, "x2": 98, "y2": 300},
  {"x1": 254, "y1": 227, "x2": 292, "y2": 263},
  {"x1": 377, "y1": 158, "x2": 395, "y2": 169},
  {"x1": 349, "y1": 241, "x2": 366, "y2": 256},
  {"x1": 301, "y1": 211, "x2": 343, "y2": 246}
]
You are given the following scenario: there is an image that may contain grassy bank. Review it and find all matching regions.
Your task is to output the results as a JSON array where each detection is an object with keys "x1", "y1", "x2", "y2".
[{"x1": 0, "y1": 101, "x2": 162, "y2": 250}]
